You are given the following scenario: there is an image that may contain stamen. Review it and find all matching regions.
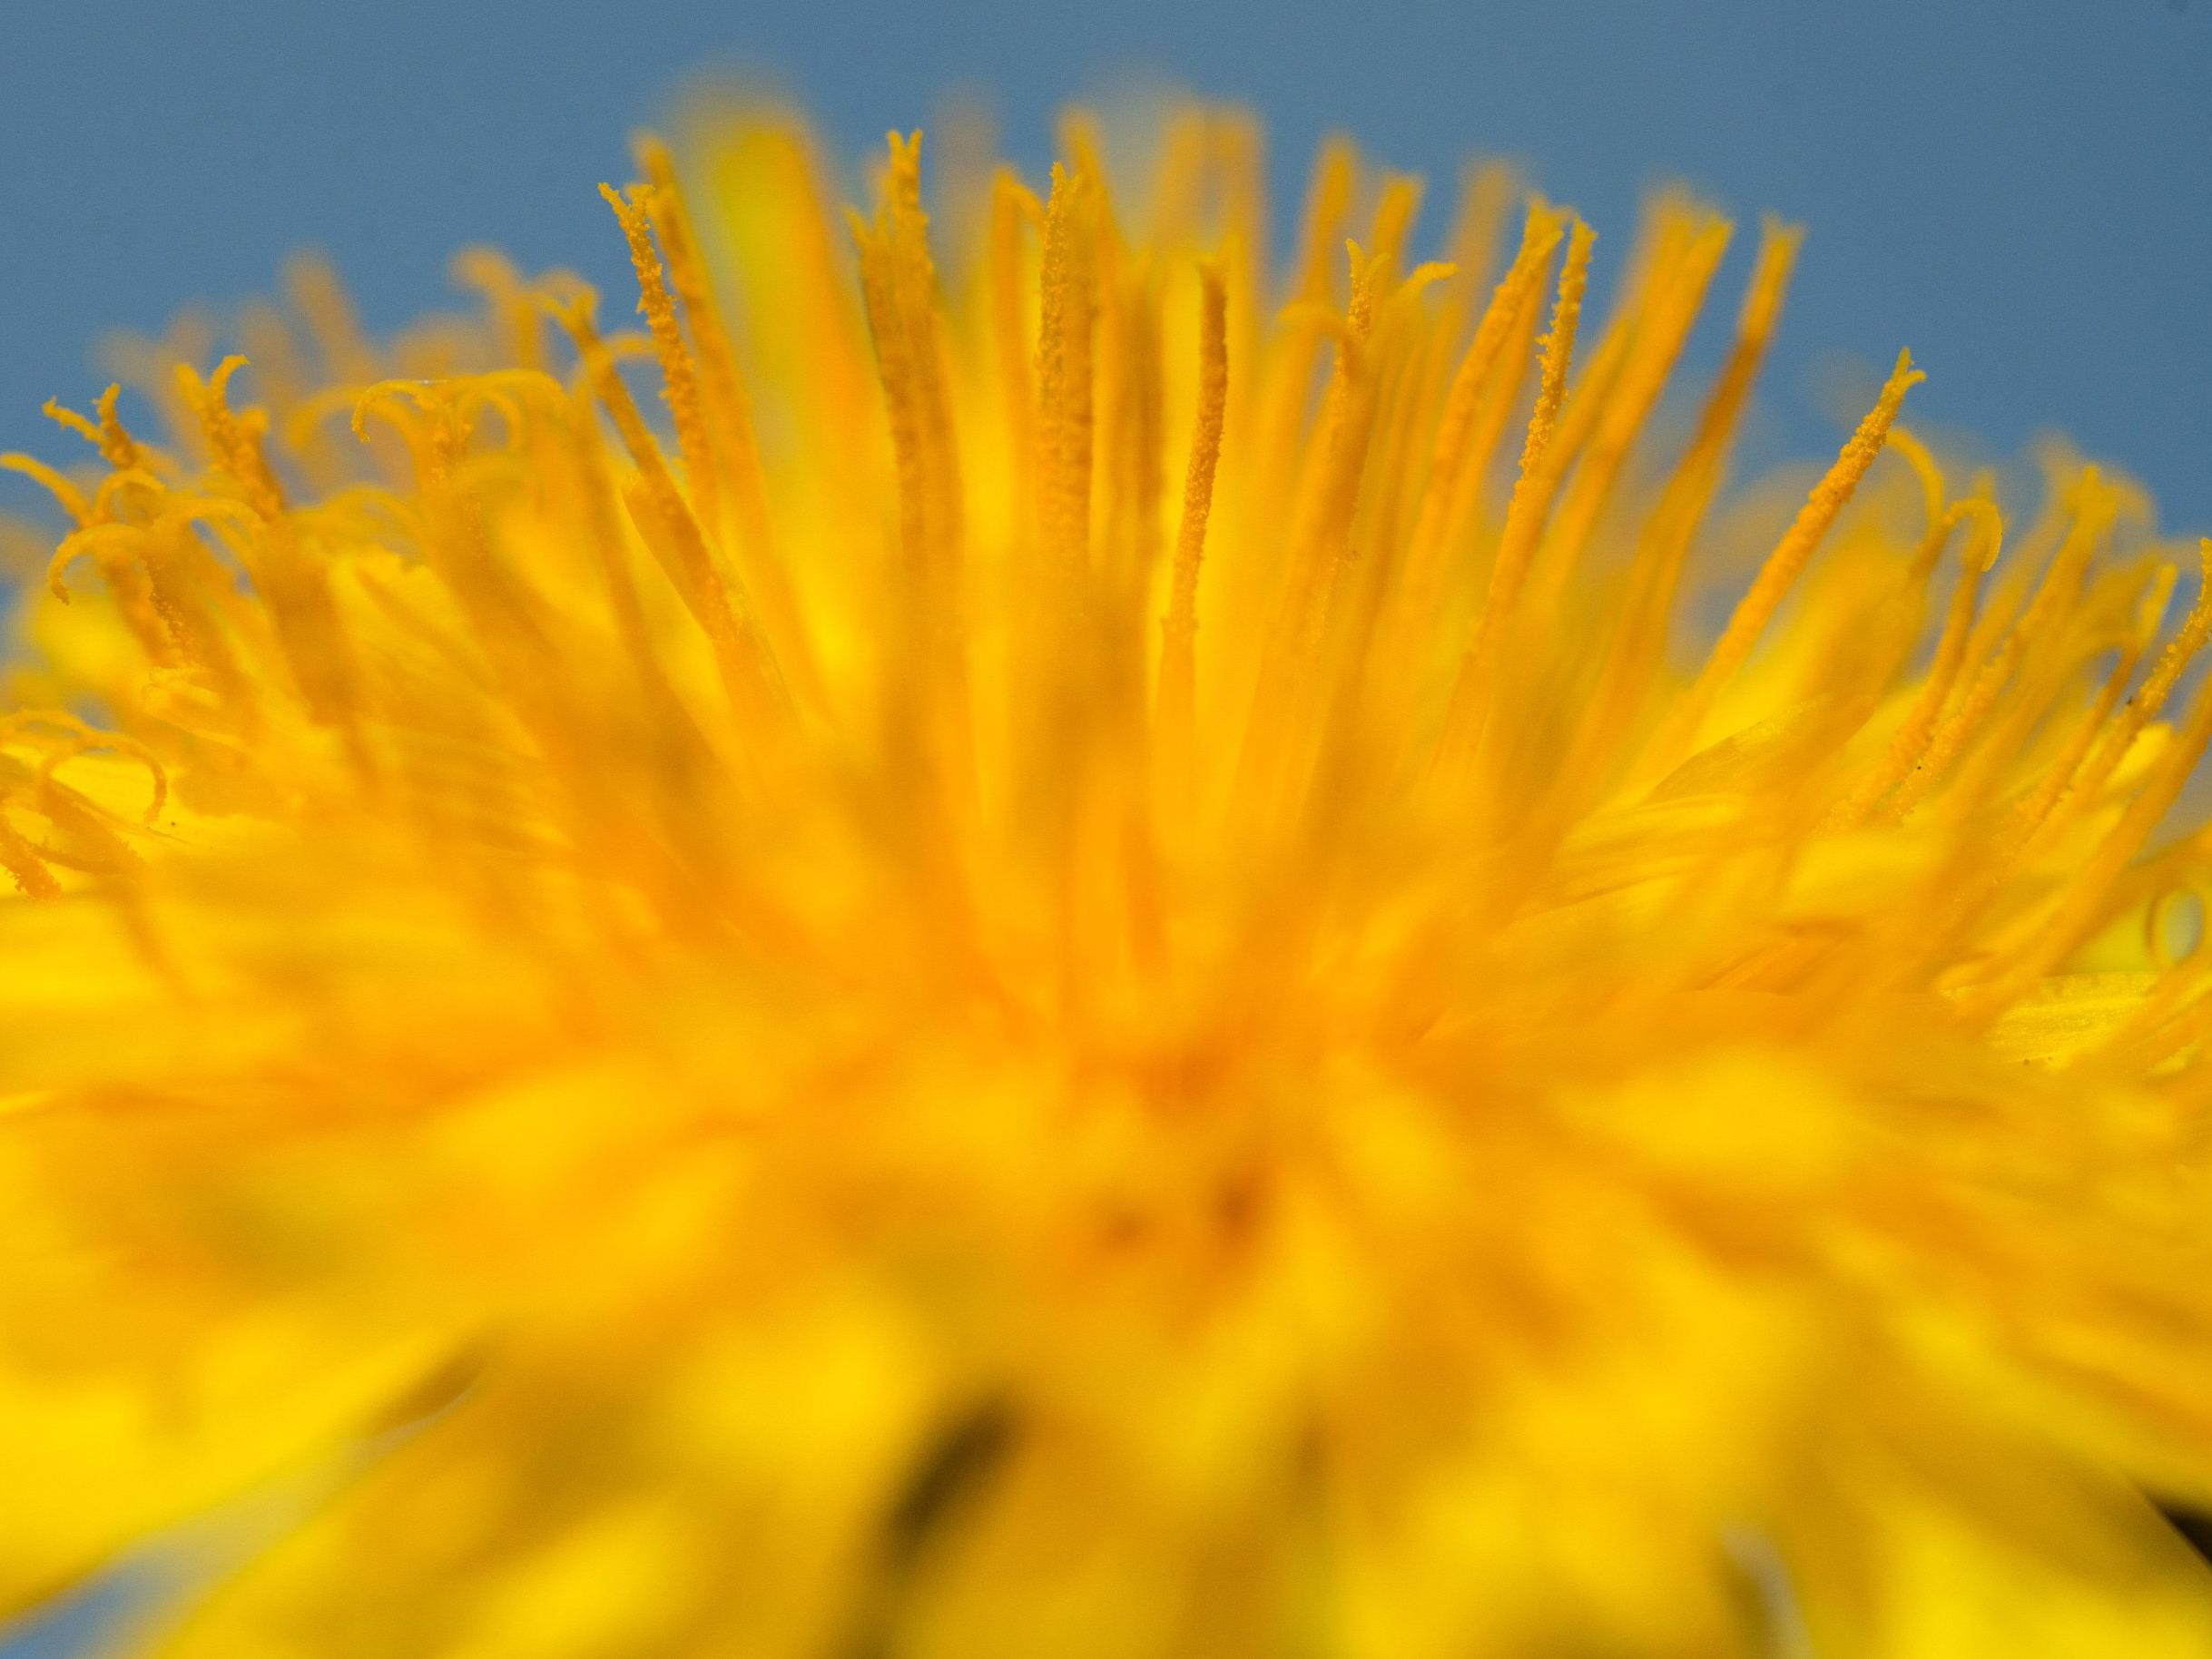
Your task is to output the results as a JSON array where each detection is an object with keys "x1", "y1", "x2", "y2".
[
  {"x1": 0, "y1": 454, "x2": 92, "y2": 526},
  {"x1": 2041, "y1": 537, "x2": 2212, "y2": 840},
  {"x1": 1389, "y1": 202, "x2": 1566, "y2": 639},
  {"x1": 0, "y1": 809, "x2": 62, "y2": 898},
  {"x1": 1965, "y1": 655, "x2": 2212, "y2": 1019},
  {"x1": 636, "y1": 137, "x2": 825, "y2": 707},
  {"x1": 1155, "y1": 258, "x2": 1231, "y2": 766},
  {"x1": 602, "y1": 182, "x2": 723, "y2": 547},
  {"x1": 553, "y1": 296, "x2": 791, "y2": 742},
  {"x1": 1645, "y1": 348, "x2": 1922, "y2": 776},
  {"x1": 989, "y1": 170, "x2": 1043, "y2": 547},
  {"x1": 1824, "y1": 500, "x2": 2000, "y2": 827},
  {"x1": 1433, "y1": 217, "x2": 1595, "y2": 764},
  {"x1": 1036, "y1": 163, "x2": 1098, "y2": 583},
  {"x1": 1565, "y1": 220, "x2": 1804, "y2": 797}
]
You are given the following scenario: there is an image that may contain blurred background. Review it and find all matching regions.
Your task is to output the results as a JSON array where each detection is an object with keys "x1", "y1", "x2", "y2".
[
  {"x1": 0, "y1": 0, "x2": 2207, "y2": 1649},
  {"x1": 3, "y1": 0, "x2": 2207, "y2": 533}
]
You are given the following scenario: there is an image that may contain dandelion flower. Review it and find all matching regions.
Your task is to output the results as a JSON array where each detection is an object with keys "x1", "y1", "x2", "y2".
[{"x1": 5, "y1": 101, "x2": 2212, "y2": 1658}]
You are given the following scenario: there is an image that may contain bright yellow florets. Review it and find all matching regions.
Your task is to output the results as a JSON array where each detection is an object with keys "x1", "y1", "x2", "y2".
[{"x1": 5, "y1": 100, "x2": 2212, "y2": 1658}]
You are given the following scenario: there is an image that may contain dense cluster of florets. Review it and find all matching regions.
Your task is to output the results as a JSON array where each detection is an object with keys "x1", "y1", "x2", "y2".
[{"x1": 2, "y1": 103, "x2": 2211, "y2": 1657}]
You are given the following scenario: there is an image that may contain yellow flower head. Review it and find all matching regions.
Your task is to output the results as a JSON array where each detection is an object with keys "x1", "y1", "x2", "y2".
[{"x1": 5, "y1": 100, "x2": 2212, "y2": 1658}]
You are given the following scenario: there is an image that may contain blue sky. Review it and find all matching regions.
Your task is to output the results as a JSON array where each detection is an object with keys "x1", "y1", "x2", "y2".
[{"x1": 3, "y1": 1, "x2": 2207, "y2": 530}]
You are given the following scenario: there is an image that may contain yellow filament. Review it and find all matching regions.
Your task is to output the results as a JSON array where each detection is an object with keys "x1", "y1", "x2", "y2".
[
  {"x1": 15, "y1": 720, "x2": 171, "y2": 826},
  {"x1": 554, "y1": 299, "x2": 790, "y2": 741},
  {"x1": 1156, "y1": 259, "x2": 1230, "y2": 761},
  {"x1": 1100, "y1": 260, "x2": 1165, "y2": 603},
  {"x1": 1891, "y1": 478, "x2": 2114, "y2": 819},
  {"x1": 556, "y1": 386, "x2": 678, "y2": 716},
  {"x1": 452, "y1": 248, "x2": 546, "y2": 372},
  {"x1": 1268, "y1": 247, "x2": 1385, "y2": 670},
  {"x1": 635, "y1": 134, "x2": 773, "y2": 546},
  {"x1": 641, "y1": 137, "x2": 822, "y2": 706},
  {"x1": 1437, "y1": 162, "x2": 1518, "y2": 335},
  {"x1": 706, "y1": 114, "x2": 875, "y2": 463},
  {"x1": 0, "y1": 809, "x2": 63, "y2": 899},
  {"x1": 38, "y1": 398, "x2": 103, "y2": 456},
  {"x1": 0, "y1": 455, "x2": 92, "y2": 527},
  {"x1": 989, "y1": 170, "x2": 1043, "y2": 547},
  {"x1": 1432, "y1": 217, "x2": 1595, "y2": 763},
  {"x1": 1475, "y1": 219, "x2": 1595, "y2": 627},
  {"x1": 2052, "y1": 537, "x2": 2212, "y2": 827},
  {"x1": 847, "y1": 140, "x2": 982, "y2": 820},
  {"x1": 1824, "y1": 501, "x2": 2001, "y2": 826},
  {"x1": 176, "y1": 357, "x2": 288, "y2": 521},
  {"x1": 1966, "y1": 660, "x2": 2212, "y2": 1019},
  {"x1": 1885, "y1": 426, "x2": 1946, "y2": 535},
  {"x1": 1293, "y1": 138, "x2": 1358, "y2": 306},
  {"x1": 1648, "y1": 348, "x2": 1922, "y2": 774},
  {"x1": 1527, "y1": 212, "x2": 1734, "y2": 614},
  {"x1": 1237, "y1": 138, "x2": 1355, "y2": 512},
  {"x1": 2007, "y1": 611, "x2": 2156, "y2": 842},
  {"x1": 285, "y1": 255, "x2": 378, "y2": 388},
  {"x1": 601, "y1": 182, "x2": 723, "y2": 548},
  {"x1": 1212, "y1": 111, "x2": 1267, "y2": 382},
  {"x1": 1366, "y1": 173, "x2": 1425, "y2": 282},
  {"x1": 880, "y1": 133, "x2": 967, "y2": 584},
  {"x1": 1391, "y1": 203, "x2": 1566, "y2": 633},
  {"x1": 1036, "y1": 163, "x2": 1098, "y2": 583},
  {"x1": 1145, "y1": 109, "x2": 1209, "y2": 250},
  {"x1": 1235, "y1": 249, "x2": 1391, "y2": 819},
  {"x1": 1569, "y1": 221, "x2": 1805, "y2": 781}
]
